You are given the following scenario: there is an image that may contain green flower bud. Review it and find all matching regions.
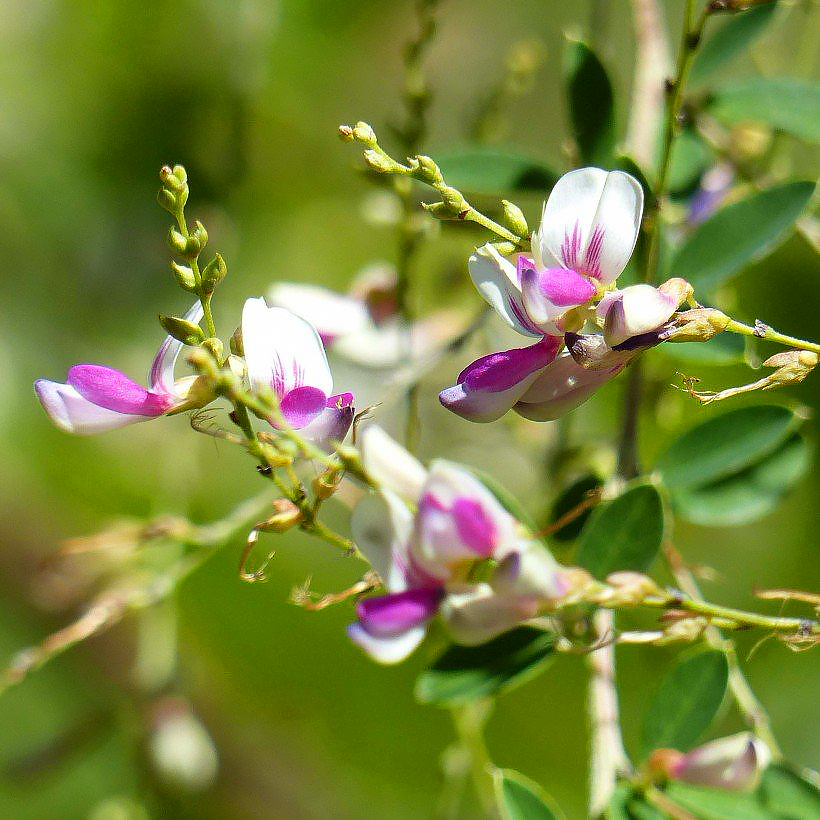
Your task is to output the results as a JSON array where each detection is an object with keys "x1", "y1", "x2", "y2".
[
  {"x1": 200, "y1": 253, "x2": 226, "y2": 295},
  {"x1": 363, "y1": 149, "x2": 393, "y2": 174},
  {"x1": 159, "y1": 165, "x2": 185, "y2": 193},
  {"x1": 171, "y1": 261, "x2": 197, "y2": 292},
  {"x1": 172, "y1": 165, "x2": 187, "y2": 185},
  {"x1": 352, "y1": 121, "x2": 377, "y2": 146},
  {"x1": 158, "y1": 314, "x2": 205, "y2": 346},
  {"x1": 192, "y1": 220, "x2": 208, "y2": 250},
  {"x1": 415, "y1": 155, "x2": 441, "y2": 184},
  {"x1": 156, "y1": 188, "x2": 178, "y2": 214},
  {"x1": 501, "y1": 199, "x2": 528, "y2": 238},
  {"x1": 168, "y1": 227, "x2": 200, "y2": 259},
  {"x1": 229, "y1": 325, "x2": 243, "y2": 356}
]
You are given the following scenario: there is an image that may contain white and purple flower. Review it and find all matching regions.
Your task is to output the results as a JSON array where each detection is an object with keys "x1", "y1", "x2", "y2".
[
  {"x1": 35, "y1": 302, "x2": 207, "y2": 434},
  {"x1": 242, "y1": 298, "x2": 355, "y2": 446},
  {"x1": 441, "y1": 168, "x2": 645, "y2": 423},
  {"x1": 348, "y1": 426, "x2": 570, "y2": 663}
]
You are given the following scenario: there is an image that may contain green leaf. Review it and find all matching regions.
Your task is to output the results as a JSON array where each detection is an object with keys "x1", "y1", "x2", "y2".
[
  {"x1": 435, "y1": 150, "x2": 558, "y2": 195},
  {"x1": 640, "y1": 650, "x2": 728, "y2": 756},
  {"x1": 690, "y1": 4, "x2": 778, "y2": 87},
  {"x1": 415, "y1": 627, "x2": 555, "y2": 707},
  {"x1": 759, "y1": 763, "x2": 820, "y2": 819},
  {"x1": 547, "y1": 474, "x2": 603, "y2": 543},
  {"x1": 670, "y1": 434, "x2": 810, "y2": 527},
  {"x1": 656, "y1": 404, "x2": 800, "y2": 491},
  {"x1": 660, "y1": 331, "x2": 746, "y2": 365},
  {"x1": 494, "y1": 769, "x2": 562, "y2": 820},
  {"x1": 606, "y1": 784, "x2": 666, "y2": 820},
  {"x1": 664, "y1": 783, "x2": 775, "y2": 819},
  {"x1": 709, "y1": 78, "x2": 820, "y2": 142},
  {"x1": 670, "y1": 181, "x2": 815, "y2": 292},
  {"x1": 576, "y1": 484, "x2": 665, "y2": 580},
  {"x1": 564, "y1": 39, "x2": 615, "y2": 166}
]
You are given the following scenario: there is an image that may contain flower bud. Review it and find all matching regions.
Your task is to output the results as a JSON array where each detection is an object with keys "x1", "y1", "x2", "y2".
[
  {"x1": 603, "y1": 571, "x2": 663, "y2": 605},
  {"x1": 167, "y1": 375, "x2": 217, "y2": 414},
  {"x1": 229, "y1": 325, "x2": 243, "y2": 356},
  {"x1": 441, "y1": 186, "x2": 468, "y2": 212},
  {"x1": 156, "y1": 188, "x2": 178, "y2": 214},
  {"x1": 657, "y1": 277, "x2": 694, "y2": 307},
  {"x1": 158, "y1": 314, "x2": 205, "y2": 346},
  {"x1": 660, "y1": 308, "x2": 730, "y2": 343},
  {"x1": 501, "y1": 199, "x2": 528, "y2": 237},
  {"x1": 763, "y1": 350, "x2": 818, "y2": 386},
  {"x1": 191, "y1": 220, "x2": 208, "y2": 250},
  {"x1": 601, "y1": 284, "x2": 678, "y2": 348},
  {"x1": 171, "y1": 165, "x2": 187, "y2": 185},
  {"x1": 415, "y1": 155, "x2": 441, "y2": 184},
  {"x1": 491, "y1": 545, "x2": 568, "y2": 605},
  {"x1": 201, "y1": 337, "x2": 223, "y2": 363},
  {"x1": 258, "y1": 500, "x2": 303, "y2": 533},
  {"x1": 313, "y1": 466, "x2": 344, "y2": 501},
  {"x1": 171, "y1": 261, "x2": 197, "y2": 292},
  {"x1": 200, "y1": 253, "x2": 226, "y2": 295},
  {"x1": 352, "y1": 121, "x2": 377, "y2": 146},
  {"x1": 338, "y1": 124, "x2": 354, "y2": 142},
  {"x1": 159, "y1": 165, "x2": 185, "y2": 193},
  {"x1": 168, "y1": 227, "x2": 200, "y2": 259},
  {"x1": 363, "y1": 149, "x2": 394, "y2": 174}
]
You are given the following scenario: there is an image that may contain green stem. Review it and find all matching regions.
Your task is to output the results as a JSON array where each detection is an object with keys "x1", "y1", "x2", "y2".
[
  {"x1": 450, "y1": 701, "x2": 496, "y2": 816},
  {"x1": 174, "y1": 210, "x2": 217, "y2": 338},
  {"x1": 725, "y1": 319, "x2": 820, "y2": 355},
  {"x1": 639, "y1": 594, "x2": 820, "y2": 635},
  {"x1": 645, "y1": 0, "x2": 710, "y2": 282}
]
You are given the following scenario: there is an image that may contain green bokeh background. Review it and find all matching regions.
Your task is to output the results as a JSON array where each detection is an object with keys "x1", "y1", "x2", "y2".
[{"x1": 0, "y1": 1, "x2": 817, "y2": 817}]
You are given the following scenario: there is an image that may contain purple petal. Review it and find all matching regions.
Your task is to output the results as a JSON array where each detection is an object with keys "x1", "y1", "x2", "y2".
[
  {"x1": 514, "y1": 350, "x2": 625, "y2": 421},
  {"x1": 670, "y1": 734, "x2": 761, "y2": 793},
  {"x1": 297, "y1": 392, "x2": 355, "y2": 446},
  {"x1": 451, "y1": 499, "x2": 497, "y2": 558},
  {"x1": 356, "y1": 588, "x2": 444, "y2": 638},
  {"x1": 35, "y1": 380, "x2": 156, "y2": 434},
  {"x1": 439, "y1": 336, "x2": 561, "y2": 423},
  {"x1": 347, "y1": 622, "x2": 427, "y2": 664},
  {"x1": 519, "y1": 258, "x2": 596, "y2": 327},
  {"x1": 279, "y1": 385, "x2": 327, "y2": 428},
  {"x1": 68, "y1": 366, "x2": 171, "y2": 416}
]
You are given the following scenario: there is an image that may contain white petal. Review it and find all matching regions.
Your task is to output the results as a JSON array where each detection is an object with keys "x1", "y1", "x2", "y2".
[
  {"x1": 439, "y1": 583, "x2": 538, "y2": 645},
  {"x1": 602, "y1": 284, "x2": 677, "y2": 347},
  {"x1": 347, "y1": 623, "x2": 426, "y2": 664},
  {"x1": 673, "y1": 732, "x2": 764, "y2": 793},
  {"x1": 149, "y1": 301, "x2": 205, "y2": 393},
  {"x1": 241, "y1": 298, "x2": 333, "y2": 397},
  {"x1": 267, "y1": 283, "x2": 369, "y2": 339},
  {"x1": 468, "y1": 245, "x2": 541, "y2": 338},
  {"x1": 359, "y1": 425, "x2": 427, "y2": 504},
  {"x1": 351, "y1": 490, "x2": 414, "y2": 593},
  {"x1": 491, "y1": 544, "x2": 567, "y2": 603},
  {"x1": 35, "y1": 381, "x2": 153, "y2": 434},
  {"x1": 333, "y1": 323, "x2": 406, "y2": 368},
  {"x1": 536, "y1": 168, "x2": 643, "y2": 284}
]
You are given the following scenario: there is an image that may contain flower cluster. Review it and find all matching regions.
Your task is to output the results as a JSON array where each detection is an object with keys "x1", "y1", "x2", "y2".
[
  {"x1": 347, "y1": 425, "x2": 577, "y2": 663},
  {"x1": 440, "y1": 168, "x2": 690, "y2": 422}
]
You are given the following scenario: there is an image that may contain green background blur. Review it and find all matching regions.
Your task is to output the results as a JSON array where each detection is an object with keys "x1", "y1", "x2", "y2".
[{"x1": 0, "y1": 1, "x2": 818, "y2": 817}]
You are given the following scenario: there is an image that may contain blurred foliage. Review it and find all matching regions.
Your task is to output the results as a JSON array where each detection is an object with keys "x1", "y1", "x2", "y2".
[{"x1": 0, "y1": 0, "x2": 818, "y2": 817}]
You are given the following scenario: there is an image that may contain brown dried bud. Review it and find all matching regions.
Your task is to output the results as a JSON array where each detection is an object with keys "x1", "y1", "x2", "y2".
[
  {"x1": 257, "y1": 500, "x2": 303, "y2": 533},
  {"x1": 661, "y1": 308, "x2": 730, "y2": 343}
]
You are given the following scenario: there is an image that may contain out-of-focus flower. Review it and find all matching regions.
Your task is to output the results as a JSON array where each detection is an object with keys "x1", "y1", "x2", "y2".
[
  {"x1": 35, "y1": 303, "x2": 207, "y2": 434},
  {"x1": 348, "y1": 426, "x2": 571, "y2": 663},
  {"x1": 242, "y1": 298, "x2": 354, "y2": 446},
  {"x1": 688, "y1": 163, "x2": 734, "y2": 227},
  {"x1": 268, "y1": 265, "x2": 447, "y2": 368},
  {"x1": 441, "y1": 168, "x2": 645, "y2": 422},
  {"x1": 650, "y1": 732, "x2": 769, "y2": 793}
]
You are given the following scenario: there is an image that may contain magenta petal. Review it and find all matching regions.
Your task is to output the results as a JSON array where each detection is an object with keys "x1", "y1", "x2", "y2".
[
  {"x1": 440, "y1": 336, "x2": 561, "y2": 423},
  {"x1": 356, "y1": 588, "x2": 444, "y2": 638},
  {"x1": 297, "y1": 392, "x2": 355, "y2": 446},
  {"x1": 67, "y1": 366, "x2": 170, "y2": 416},
  {"x1": 279, "y1": 385, "x2": 327, "y2": 428},
  {"x1": 451, "y1": 499, "x2": 497, "y2": 558}
]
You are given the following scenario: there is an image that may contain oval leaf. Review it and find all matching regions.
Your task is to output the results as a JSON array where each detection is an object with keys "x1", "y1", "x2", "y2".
[
  {"x1": 435, "y1": 150, "x2": 558, "y2": 195},
  {"x1": 690, "y1": 4, "x2": 778, "y2": 87},
  {"x1": 494, "y1": 769, "x2": 562, "y2": 820},
  {"x1": 670, "y1": 181, "x2": 815, "y2": 292},
  {"x1": 576, "y1": 484, "x2": 665, "y2": 581},
  {"x1": 656, "y1": 404, "x2": 799, "y2": 491},
  {"x1": 415, "y1": 627, "x2": 555, "y2": 707},
  {"x1": 670, "y1": 434, "x2": 810, "y2": 527},
  {"x1": 709, "y1": 79, "x2": 820, "y2": 142},
  {"x1": 564, "y1": 39, "x2": 615, "y2": 166},
  {"x1": 760, "y1": 763, "x2": 820, "y2": 818},
  {"x1": 641, "y1": 650, "x2": 729, "y2": 756}
]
